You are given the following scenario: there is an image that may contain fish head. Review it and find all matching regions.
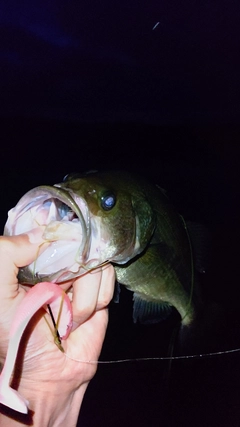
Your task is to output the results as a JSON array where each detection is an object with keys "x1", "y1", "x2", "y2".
[
  {"x1": 57, "y1": 170, "x2": 156, "y2": 264},
  {"x1": 4, "y1": 171, "x2": 155, "y2": 284}
]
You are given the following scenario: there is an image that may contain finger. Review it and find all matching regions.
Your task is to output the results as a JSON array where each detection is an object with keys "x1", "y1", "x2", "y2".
[
  {"x1": 96, "y1": 264, "x2": 116, "y2": 310},
  {"x1": 0, "y1": 229, "x2": 46, "y2": 294},
  {"x1": 71, "y1": 268, "x2": 102, "y2": 327}
]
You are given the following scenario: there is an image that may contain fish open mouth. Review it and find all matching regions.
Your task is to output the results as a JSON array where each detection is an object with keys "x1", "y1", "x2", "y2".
[{"x1": 4, "y1": 185, "x2": 90, "y2": 284}]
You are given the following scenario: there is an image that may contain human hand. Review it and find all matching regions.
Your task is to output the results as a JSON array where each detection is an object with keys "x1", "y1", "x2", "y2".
[{"x1": 0, "y1": 230, "x2": 115, "y2": 426}]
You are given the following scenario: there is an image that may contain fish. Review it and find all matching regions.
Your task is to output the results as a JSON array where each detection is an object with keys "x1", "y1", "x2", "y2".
[{"x1": 4, "y1": 170, "x2": 202, "y2": 327}]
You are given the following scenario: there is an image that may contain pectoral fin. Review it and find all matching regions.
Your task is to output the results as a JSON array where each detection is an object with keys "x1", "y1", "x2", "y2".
[
  {"x1": 112, "y1": 282, "x2": 121, "y2": 303},
  {"x1": 132, "y1": 294, "x2": 173, "y2": 324}
]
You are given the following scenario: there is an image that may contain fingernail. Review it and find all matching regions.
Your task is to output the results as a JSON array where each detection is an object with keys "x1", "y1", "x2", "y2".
[{"x1": 26, "y1": 227, "x2": 45, "y2": 244}]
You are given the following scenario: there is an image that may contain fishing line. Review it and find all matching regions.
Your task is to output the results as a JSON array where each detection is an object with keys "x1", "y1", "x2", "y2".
[
  {"x1": 38, "y1": 215, "x2": 238, "y2": 366},
  {"x1": 154, "y1": 215, "x2": 195, "y2": 380},
  {"x1": 45, "y1": 305, "x2": 64, "y2": 352},
  {"x1": 179, "y1": 214, "x2": 194, "y2": 324},
  {"x1": 63, "y1": 346, "x2": 240, "y2": 364}
]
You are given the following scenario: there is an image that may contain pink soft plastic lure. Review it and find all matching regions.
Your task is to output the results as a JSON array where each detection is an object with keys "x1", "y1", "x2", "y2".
[{"x1": 0, "y1": 282, "x2": 72, "y2": 414}]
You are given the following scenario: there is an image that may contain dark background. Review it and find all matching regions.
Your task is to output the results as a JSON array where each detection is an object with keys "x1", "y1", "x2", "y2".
[{"x1": 0, "y1": 1, "x2": 240, "y2": 426}]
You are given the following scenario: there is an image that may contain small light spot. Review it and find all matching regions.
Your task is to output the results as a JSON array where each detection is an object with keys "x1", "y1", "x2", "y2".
[{"x1": 152, "y1": 22, "x2": 160, "y2": 31}]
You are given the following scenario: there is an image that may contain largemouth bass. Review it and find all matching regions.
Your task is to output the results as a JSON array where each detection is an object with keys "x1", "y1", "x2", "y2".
[{"x1": 4, "y1": 170, "x2": 201, "y2": 326}]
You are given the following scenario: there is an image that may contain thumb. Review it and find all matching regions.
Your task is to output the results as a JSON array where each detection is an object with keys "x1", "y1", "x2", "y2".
[{"x1": 0, "y1": 228, "x2": 47, "y2": 294}]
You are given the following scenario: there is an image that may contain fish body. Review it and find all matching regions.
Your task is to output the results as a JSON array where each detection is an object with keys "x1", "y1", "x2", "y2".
[{"x1": 4, "y1": 171, "x2": 199, "y2": 326}]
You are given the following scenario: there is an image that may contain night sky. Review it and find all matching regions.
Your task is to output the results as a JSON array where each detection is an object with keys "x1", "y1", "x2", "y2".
[
  {"x1": 1, "y1": 0, "x2": 240, "y2": 123},
  {"x1": 1, "y1": 1, "x2": 240, "y2": 426}
]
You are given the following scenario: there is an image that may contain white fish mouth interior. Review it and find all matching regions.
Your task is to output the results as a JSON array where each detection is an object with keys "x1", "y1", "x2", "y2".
[
  {"x1": 10, "y1": 193, "x2": 89, "y2": 282},
  {"x1": 13, "y1": 197, "x2": 82, "y2": 236}
]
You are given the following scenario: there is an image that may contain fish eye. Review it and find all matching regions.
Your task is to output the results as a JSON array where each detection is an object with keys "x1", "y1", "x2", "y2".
[{"x1": 100, "y1": 192, "x2": 116, "y2": 211}]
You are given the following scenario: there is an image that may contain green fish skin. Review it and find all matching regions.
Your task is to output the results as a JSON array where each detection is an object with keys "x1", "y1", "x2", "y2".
[
  {"x1": 60, "y1": 171, "x2": 197, "y2": 326},
  {"x1": 5, "y1": 170, "x2": 199, "y2": 326}
]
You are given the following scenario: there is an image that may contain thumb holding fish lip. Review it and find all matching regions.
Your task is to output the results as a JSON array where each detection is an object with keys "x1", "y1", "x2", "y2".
[
  {"x1": 0, "y1": 231, "x2": 115, "y2": 422},
  {"x1": 0, "y1": 228, "x2": 47, "y2": 295},
  {"x1": 0, "y1": 229, "x2": 47, "y2": 362}
]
